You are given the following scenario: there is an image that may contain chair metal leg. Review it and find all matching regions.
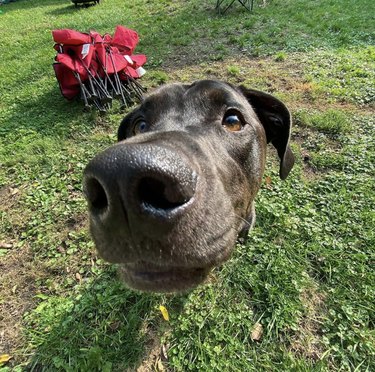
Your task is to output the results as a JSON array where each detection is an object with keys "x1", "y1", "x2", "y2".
[{"x1": 216, "y1": 0, "x2": 254, "y2": 14}]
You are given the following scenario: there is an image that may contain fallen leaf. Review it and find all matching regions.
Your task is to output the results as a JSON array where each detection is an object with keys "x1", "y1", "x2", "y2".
[
  {"x1": 57, "y1": 246, "x2": 65, "y2": 254},
  {"x1": 265, "y1": 176, "x2": 272, "y2": 185},
  {"x1": 12, "y1": 285, "x2": 18, "y2": 294},
  {"x1": 161, "y1": 344, "x2": 168, "y2": 361},
  {"x1": 10, "y1": 188, "x2": 19, "y2": 196},
  {"x1": 159, "y1": 305, "x2": 169, "y2": 321},
  {"x1": 251, "y1": 322, "x2": 263, "y2": 341},
  {"x1": 0, "y1": 354, "x2": 12, "y2": 366},
  {"x1": 75, "y1": 272, "x2": 82, "y2": 282},
  {"x1": 0, "y1": 242, "x2": 12, "y2": 249}
]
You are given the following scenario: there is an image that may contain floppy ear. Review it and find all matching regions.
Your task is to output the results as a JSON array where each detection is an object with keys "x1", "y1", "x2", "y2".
[
  {"x1": 239, "y1": 86, "x2": 295, "y2": 180},
  {"x1": 117, "y1": 111, "x2": 134, "y2": 141}
]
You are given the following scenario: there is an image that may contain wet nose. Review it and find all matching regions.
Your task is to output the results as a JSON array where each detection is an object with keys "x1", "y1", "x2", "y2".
[{"x1": 83, "y1": 143, "x2": 197, "y2": 224}]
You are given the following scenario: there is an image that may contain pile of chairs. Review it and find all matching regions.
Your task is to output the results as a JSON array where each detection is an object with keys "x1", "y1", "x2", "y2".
[{"x1": 52, "y1": 26, "x2": 147, "y2": 112}]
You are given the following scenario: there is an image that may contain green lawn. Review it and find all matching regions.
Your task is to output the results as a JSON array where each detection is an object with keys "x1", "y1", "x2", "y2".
[{"x1": 0, "y1": 0, "x2": 374, "y2": 370}]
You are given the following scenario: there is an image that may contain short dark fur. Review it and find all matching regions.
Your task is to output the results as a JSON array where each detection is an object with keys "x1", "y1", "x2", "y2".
[{"x1": 83, "y1": 80, "x2": 294, "y2": 292}]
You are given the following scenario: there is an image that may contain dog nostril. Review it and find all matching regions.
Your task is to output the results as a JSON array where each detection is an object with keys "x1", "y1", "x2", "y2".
[
  {"x1": 138, "y1": 177, "x2": 193, "y2": 210},
  {"x1": 84, "y1": 178, "x2": 108, "y2": 211}
]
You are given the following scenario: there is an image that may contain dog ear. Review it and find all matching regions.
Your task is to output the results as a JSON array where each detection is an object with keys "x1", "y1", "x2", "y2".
[
  {"x1": 239, "y1": 86, "x2": 295, "y2": 179},
  {"x1": 117, "y1": 111, "x2": 134, "y2": 141}
]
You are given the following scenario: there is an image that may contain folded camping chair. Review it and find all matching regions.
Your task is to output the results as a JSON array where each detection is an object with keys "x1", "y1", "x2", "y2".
[{"x1": 216, "y1": 0, "x2": 254, "y2": 14}]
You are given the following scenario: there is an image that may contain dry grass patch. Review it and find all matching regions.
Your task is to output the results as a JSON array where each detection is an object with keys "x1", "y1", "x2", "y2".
[{"x1": 290, "y1": 279, "x2": 327, "y2": 361}]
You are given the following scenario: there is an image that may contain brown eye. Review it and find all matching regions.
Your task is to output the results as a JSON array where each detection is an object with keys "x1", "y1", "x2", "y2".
[
  {"x1": 223, "y1": 113, "x2": 243, "y2": 132},
  {"x1": 133, "y1": 120, "x2": 148, "y2": 135}
]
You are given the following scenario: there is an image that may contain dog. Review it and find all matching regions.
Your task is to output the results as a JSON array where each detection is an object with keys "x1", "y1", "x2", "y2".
[{"x1": 83, "y1": 80, "x2": 294, "y2": 292}]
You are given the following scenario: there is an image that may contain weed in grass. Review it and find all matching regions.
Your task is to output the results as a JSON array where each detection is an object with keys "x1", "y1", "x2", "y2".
[
  {"x1": 227, "y1": 65, "x2": 241, "y2": 76},
  {"x1": 294, "y1": 109, "x2": 351, "y2": 135},
  {"x1": 147, "y1": 70, "x2": 169, "y2": 86},
  {"x1": 275, "y1": 51, "x2": 287, "y2": 62},
  {"x1": 310, "y1": 151, "x2": 346, "y2": 171}
]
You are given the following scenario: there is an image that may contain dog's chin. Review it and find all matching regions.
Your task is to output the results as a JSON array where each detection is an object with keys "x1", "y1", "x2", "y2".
[
  {"x1": 118, "y1": 263, "x2": 212, "y2": 293},
  {"x1": 95, "y1": 232, "x2": 237, "y2": 292}
]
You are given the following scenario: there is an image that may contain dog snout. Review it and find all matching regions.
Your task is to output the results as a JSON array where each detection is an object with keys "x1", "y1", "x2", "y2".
[{"x1": 83, "y1": 142, "x2": 198, "y2": 225}]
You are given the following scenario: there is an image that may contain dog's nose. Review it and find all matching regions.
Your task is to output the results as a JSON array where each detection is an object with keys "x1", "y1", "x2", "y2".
[{"x1": 83, "y1": 143, "x2": 197, "y2": 225}]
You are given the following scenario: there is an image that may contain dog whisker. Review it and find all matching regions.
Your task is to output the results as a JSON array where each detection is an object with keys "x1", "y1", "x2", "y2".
[{"x1": 234, "y1": 213, "x2": 252, "y2": 227}]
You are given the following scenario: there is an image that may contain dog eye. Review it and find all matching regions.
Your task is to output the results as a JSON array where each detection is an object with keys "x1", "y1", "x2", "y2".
[
  {"x1": 133, "y1": 120, "x2": 148, "y2": 135},
  {"x1": 223, "y1": 113, "x2": 243, "y2": 132}
]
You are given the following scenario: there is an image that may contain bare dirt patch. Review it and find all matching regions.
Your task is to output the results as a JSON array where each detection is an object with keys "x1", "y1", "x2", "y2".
[
  {"x1": 0, "y1": 185, "x2": 22, "y2": 214},
  {"x1": 134, "y1": 324, "x2": 169, "y2": 372},
  {"x1": 0, "y1": 245, "x2": 46, "y2": 359},
  {"x1": 0, "y1": 185, "x2": 48, "y2": 363},
  {"x1": 161, "y1": 55, "x2": 305, "y2": 90},
  {"x1": 154, "y1": 54, "x2": 374, "y2": 116}
]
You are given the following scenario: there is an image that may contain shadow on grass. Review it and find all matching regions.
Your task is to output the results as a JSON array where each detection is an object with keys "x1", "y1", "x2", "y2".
[
  {"x1": 25, "y1": 269, "x2": 182, "y2": 371},
  {"x1": 0, "y1": 85, "x2": 99, "y2": 138},
  {"x1": 45, "y1": 4, "x2": 81, "y2": 17},
  {"x1": 0, "y1": 0, "x2": 69, "y2": 11},
  {"x1": 47, "y1": 2, "x2": 100, "y2": 16}
]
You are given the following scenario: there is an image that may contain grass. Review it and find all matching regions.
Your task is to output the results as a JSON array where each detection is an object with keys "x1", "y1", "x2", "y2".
[{"x1": 0, "y1": 0, "x2": 374, "y2": 370}]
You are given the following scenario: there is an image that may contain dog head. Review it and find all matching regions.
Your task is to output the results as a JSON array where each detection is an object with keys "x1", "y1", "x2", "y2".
[{"x1": 83, "y1": 80, "x2": 294, "y2": 292}]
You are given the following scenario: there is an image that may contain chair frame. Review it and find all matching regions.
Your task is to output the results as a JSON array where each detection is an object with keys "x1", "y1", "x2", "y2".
[
  {"x1": 72, "y1": 0, "x2": 100, "y2": 6},
  {"x1": 216, "y1": 0, "x2": 254, "y2": 14}
]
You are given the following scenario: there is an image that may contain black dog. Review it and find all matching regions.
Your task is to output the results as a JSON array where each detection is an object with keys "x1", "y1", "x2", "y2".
[{"x1": 83, "y1": 80, "x2": 294, "y2": 292}]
